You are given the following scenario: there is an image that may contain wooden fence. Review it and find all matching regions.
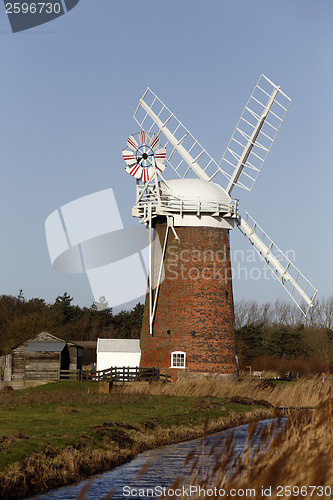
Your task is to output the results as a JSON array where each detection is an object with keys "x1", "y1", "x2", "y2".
[{"x1": 59, "y1": 366, "x2": 171, "y2": 383}]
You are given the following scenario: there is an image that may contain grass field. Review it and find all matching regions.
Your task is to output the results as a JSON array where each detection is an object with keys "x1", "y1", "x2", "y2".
[
  {"x1": 0, "y1": 381, "x2": 262, "y2": 469},
  {"x1": 0, "y1": 380, "x2": 271, "y2": 499}
]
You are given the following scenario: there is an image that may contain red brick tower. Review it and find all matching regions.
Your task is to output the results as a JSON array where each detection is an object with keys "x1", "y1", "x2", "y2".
[{"x1": 140, "y1": 218, "x2": 237, "y2": 378}]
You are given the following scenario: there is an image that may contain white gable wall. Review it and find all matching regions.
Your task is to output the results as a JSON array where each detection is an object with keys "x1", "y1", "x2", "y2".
[
  {"x1": 96, "y1": 339, "x2": 141, "y2": 371},
  {"x1": 97, "y1": 351, "x2": 141, "y2": 371}
]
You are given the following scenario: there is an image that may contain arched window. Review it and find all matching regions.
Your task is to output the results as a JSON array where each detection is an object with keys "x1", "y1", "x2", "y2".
[{"x1": 171, "y1": 351, "x2": 186, "y2": 368}]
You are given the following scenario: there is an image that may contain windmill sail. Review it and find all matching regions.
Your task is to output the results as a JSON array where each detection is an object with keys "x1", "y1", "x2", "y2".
[
  {"x1": 237, "y1": 212, "x2": 317, "y2": 316},
  {"x1": 134, "y1": 88, "x2": 228, "y2": 184},
  {"x1": 218, "y1": 75, "x2": 291, "y2": 195},
  {"x1": 131, "y1": 78, "x2": 317, "y2": 319}
]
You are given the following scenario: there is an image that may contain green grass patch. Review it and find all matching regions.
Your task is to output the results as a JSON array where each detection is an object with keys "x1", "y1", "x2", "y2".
[{"x1": 268, "y1": 379, "x2": 293, "y2": 387}]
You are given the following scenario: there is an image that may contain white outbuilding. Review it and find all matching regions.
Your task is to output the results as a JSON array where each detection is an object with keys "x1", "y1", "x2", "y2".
[{"x1": 96, "y1": 338, "x2": 141, "y2": 371}]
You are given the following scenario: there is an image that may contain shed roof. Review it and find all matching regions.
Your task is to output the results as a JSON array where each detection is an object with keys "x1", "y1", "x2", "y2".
[
  {"x1": 11, "y1": 332, "x2": 66, "y2": 350},
  {"x1": 26, "y1": 341, "x2": 66, "y2": 352},
  {"x1": 97, "y1": 339, "x2": 140, "y2": 353}
]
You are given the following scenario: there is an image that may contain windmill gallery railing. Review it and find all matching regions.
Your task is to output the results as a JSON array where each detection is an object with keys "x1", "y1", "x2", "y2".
[
  {"x1": 58, "y1": 367, "x2": 171, "y2": 383},
  {"x1": 135, "y1": 194, "x2": 239, "y2": 220}
]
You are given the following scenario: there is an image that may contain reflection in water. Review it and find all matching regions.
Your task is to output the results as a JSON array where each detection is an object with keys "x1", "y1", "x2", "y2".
[{"x1": 29, "y1": 420, "x2": 280, "y2": 500}]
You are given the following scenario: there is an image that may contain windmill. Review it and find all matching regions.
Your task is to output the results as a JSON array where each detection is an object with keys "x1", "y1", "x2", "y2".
[{"x1": 122, "y1": 75, "x2": 317, "y2": 378}]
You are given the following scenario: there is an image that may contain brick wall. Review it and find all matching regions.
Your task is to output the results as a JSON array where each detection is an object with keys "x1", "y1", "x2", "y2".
[{"x1": 140, "y1": 218, "x2": 237, "y2": 379}]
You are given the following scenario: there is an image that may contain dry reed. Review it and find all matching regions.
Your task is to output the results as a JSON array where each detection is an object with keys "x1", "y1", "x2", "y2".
[
  {"x1": 176, "y1": 397, "x2": 333, "y2": 499},
  {"x1": 112, "y1": 375, "x2": 332, "y2": 408}
]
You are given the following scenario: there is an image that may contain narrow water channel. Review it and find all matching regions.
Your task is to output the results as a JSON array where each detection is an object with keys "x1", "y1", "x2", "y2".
[{"x1": 29, "y1": 419, "x2": 281, "y2": 500}]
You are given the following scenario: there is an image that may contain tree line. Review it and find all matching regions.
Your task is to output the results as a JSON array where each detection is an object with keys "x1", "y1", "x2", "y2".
[
  {"x1": 0, "y1": 292, "x2": 144, "y2": 355},
  {"x1": 234, "y1": 297, "x2": 333, "y2": 330},
  {"x1": 235, "y1": 298, "x2": 333, "y2": 374},
  {"x1": 1, "y1": 292, "x2": 333, "y2": 375}
]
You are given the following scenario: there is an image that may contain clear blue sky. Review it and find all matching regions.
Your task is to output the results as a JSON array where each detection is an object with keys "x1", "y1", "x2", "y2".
[{"x1": 0, "y1": 0, "x2": 331, "y2": 310}]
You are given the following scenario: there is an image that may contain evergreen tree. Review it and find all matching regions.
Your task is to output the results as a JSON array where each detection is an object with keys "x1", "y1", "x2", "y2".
[
  {"x1": 268, "y1": 325, "x2": 306, "y2": 359},
  {"x1": 52, "y1": 293, "x2": 77, "y2": 323},
  {"x1": 235, "y1": 323, "x2": 265, "y2": 360}
]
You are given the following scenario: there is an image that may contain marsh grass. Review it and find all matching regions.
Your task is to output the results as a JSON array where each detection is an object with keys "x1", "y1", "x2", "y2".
[
  {"x1": 0, "y1": 381, "x2": 270, "y2": 499},
  {"x1": 2, "y1": 376, "x2": 331, "y2": 499},
  {"x1": 112, "y1": 374, "x2": 333, "y2": 408}
]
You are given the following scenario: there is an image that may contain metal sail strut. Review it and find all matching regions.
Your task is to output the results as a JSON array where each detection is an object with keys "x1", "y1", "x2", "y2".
[
  {"x1": 139, "y1": 98, "x2": 210, "y2": 182},
  {"x1": 237, "y1": 213, "x2": 317, "y2": 316},
  {"x1": 220, "y1": 75, "x2": 292, "y2": 194},
  {"x1": 226, "y1": 85, "x2": 279, "y2": 195}
]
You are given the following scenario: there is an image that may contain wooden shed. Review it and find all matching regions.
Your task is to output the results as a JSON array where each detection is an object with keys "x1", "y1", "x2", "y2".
[{"x1": 9, "y1": 332, "x2": 82, "y2": 382}]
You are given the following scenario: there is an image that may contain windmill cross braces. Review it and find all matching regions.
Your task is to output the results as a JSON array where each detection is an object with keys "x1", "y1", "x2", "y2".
[{"x1": 123, "y1": 74, "x2": 317, "y2": 326}]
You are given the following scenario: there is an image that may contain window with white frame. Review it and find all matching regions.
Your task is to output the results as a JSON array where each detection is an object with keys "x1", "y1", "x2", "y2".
[{"x1": 171, "y1": 351, "x2": 186, "y2": 368}]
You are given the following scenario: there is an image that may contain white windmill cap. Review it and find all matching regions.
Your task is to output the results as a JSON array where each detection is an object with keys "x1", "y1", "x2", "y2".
[{"x1": 161, "y1": 178, "x2": 230, "y2": 204}]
